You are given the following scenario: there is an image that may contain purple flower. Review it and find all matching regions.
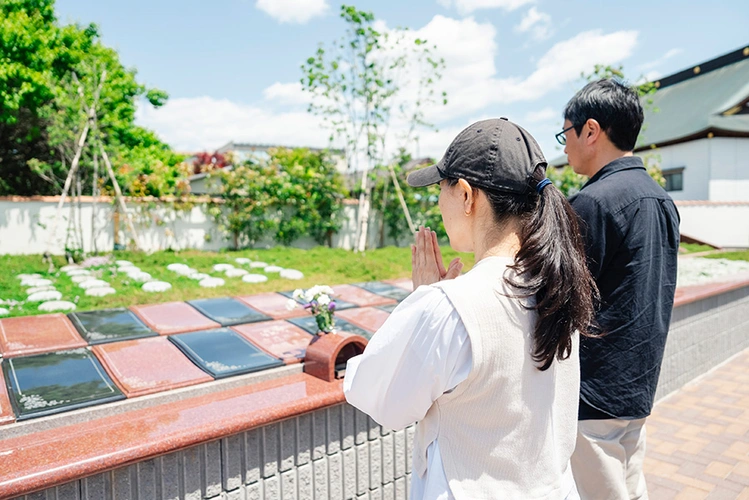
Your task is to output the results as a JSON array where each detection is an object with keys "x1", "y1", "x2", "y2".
[{"x1": 328, "y1": 301, "x2": 336, "y2": 311}]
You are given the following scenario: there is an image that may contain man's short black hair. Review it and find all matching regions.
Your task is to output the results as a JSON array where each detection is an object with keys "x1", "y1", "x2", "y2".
[{"x1": 563, "y1": 79, "x2": 644, "y2": 152}]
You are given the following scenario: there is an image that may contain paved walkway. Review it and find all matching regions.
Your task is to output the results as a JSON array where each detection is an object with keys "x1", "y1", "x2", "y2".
[{"x1": 644, "y1": 348, "x2": 749, "y2": 499}]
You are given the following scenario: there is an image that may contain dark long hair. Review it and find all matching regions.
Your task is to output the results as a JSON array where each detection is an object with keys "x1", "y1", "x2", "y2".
[{"x1": 449, "y1": 169, "x2": 599, "y2": 371}]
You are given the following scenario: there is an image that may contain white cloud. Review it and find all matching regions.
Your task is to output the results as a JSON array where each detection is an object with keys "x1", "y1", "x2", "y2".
[
  {"x1": 137, "y1": 18, "x2": 638, "y2": 162},
  {"x1": 523, "y1": 107, "x2": 557, "y2": 123},
  {"x1": 438, "y1": 0, "x2": 533, "y2": 15},
  {"x1": 514, "y1": 7, "x2": 552, "y2": 41},
  {"x1": 136, "y1": 96, "x2": 330, "y2": 152},
  {"x1": 263, "y1": 82, "x2": 311, "y2": 105},
  {"x1": 255, "y1": 0, "x2": 328, "y2": 24}
]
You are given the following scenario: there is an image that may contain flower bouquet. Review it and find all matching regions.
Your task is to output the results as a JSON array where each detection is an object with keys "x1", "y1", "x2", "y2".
[{"x1": 287, "y1": 285, "x2": 337, "y2": 334}]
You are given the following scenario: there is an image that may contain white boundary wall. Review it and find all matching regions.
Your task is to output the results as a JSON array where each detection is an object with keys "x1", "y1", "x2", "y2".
[
  {"x1": 676, "y1": 201, "x2": 749, "y2": 248},
  {"x1": 0, "y1": 197, "x2": 392, "y2": 255}
]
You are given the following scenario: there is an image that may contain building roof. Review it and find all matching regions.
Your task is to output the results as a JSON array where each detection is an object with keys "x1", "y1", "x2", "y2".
[
  {"x1": 218, "y1": 141, "x2": 344, "y2": 155},
  {"x1": 637, "y1": 45, "x2": 749, "y2": 150},
  {"x1": 549, "y1": 44, "x2": 749, "y2": 167}
]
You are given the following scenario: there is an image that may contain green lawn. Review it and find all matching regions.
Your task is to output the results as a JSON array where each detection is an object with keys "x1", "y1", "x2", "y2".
[
  {"x1": 0, "y1": 246, "x2": 475, "y2": 318},
  {"x1": 679, "y1": 243, "x2": 716, "y2": 254},
  {"x1": 702, "y1": 250, "x2": 749, "y2": 262}
]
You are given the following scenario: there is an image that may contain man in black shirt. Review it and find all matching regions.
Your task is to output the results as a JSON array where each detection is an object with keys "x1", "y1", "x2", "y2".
[{"x1": 559, "y1": 79, "x2": 680, "y2": 500}]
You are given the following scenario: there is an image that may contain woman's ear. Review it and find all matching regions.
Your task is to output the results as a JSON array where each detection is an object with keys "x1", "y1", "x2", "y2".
[{"x1": 457, "y1": 178, "x2": 474, "y2": 214}]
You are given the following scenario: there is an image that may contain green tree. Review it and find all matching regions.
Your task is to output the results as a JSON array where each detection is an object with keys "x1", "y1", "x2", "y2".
[
  {"x1": 371, "y1": 151, "x2": 444, "y2": 246},
  {"x1": 0, "y1": 0, "x2": 183, "y2": 197},
  {"x1": 208, "y1": 148, "x2": 347, "y2": 248},
  {"x1": 301, "y1": 5, "x2": 446, "y2": 252}
]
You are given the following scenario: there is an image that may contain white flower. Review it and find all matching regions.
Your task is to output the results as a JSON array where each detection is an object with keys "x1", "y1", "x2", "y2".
[
  {"x1": 317, "y1": 294, "x2": 330, "y2": 306},
  {"x1": 292, "y1": 288, "x2": 304, "y2": 300},
  {"x1": 286, "y1": 299, "x2": 299, "y2": 311}
]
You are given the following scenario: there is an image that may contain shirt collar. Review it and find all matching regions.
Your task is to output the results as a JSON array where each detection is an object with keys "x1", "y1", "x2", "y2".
[{"x1": 581, "y1": 155, "x2": 646, "y2": 190}]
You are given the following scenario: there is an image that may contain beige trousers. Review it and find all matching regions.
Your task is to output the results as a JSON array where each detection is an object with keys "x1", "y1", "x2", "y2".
[{"x1": 571, "y1": 418, "x2": 649, "y2": 500}]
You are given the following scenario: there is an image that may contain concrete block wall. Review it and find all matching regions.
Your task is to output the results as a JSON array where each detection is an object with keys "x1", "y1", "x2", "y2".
[
  {"x1": 12, "y1": 404, "x2": 414, "y2": 500},
  {"x1": 655, "y1": 285, "x2": 749, "y2": 401}
]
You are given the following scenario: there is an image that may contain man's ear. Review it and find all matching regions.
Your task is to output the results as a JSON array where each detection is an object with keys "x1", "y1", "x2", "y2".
[{"x1": 585, "y1": 118, "x2": 602, "y2": 145}]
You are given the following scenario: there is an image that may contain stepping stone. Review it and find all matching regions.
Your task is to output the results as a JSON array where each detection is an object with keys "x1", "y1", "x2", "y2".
[
  {"x1": 0, "y1": 308, "x2": 8, "y2": 316},
  {"x1": 280, "y1": 269, "x2": 304, "y2": 280},
  {"x1": 127, "y1": 271, "x2": 152, "y2": 283},
  {"x1": 234, "y1": 258, "x2": 251, "y2": 265},
  {"x1": 212, "y1": 264, "x2": 234, "y2": 272},
  {"x1": 60, "y1": 265, "x2": 80, "y2": 272},
  {"x1": 249, "y1": 262, "x2": 268, "y2": 268},
  {"x1": 242, "y1": 274, "x2": 268, "y2": 284},
  {"x1": 79, "y1": 279, "x2": 109, "y2": 290},
  {"x1": 173, "y1": 267, "x2": 197, "y2": 276},
  {"x1": 264, "y1": 265, "x2": 283, "y2": 273},
  {"x1": 85, "y1": 287, "x2": 116, "y2": 297},
  {"x1": 38, "y1": 301, "x2": 76, "y2": 312},
  {"x1": 65, "y1": 269, "x2": 91, "y2": 277},
  {"x1": 21, "y1": 278, "x2": 53, "y2": 288},
  {"x1": 199, "y1": 277, "x2": 225, "y2": 288},
  {"x1": 225, "y1": 268, "x2": 248, "y2": 278},
  {"x1": 27, "y1": 291, "x2": 63, "y2": 302},
  {"x1": 166, "y1": 263, "x2": 190, "y2": 272},
  {"x1": 26, "y1": 286, "x2": 57, "y2": 295},
  {"x1": 142, "y1": 281, "x2": 172, "y2": 293},
  {"x1": 116, "y1": 260, "x2": 133, "y2": 266},
  {"x1": 70, "y1": 275, "x2": 91, "y2": 284},
  {"x1": 188, "y1": 273, "x2": 212, "y2": 281},
  {"x1": 16, "y1": 274, "x2": 42, "y2": 280},
  {"x1": 117, "y1": 266, "x2": 139, "y2": 273}
]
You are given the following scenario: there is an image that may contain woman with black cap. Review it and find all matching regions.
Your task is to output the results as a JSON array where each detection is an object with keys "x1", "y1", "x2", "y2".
[{"x1": 344, "y1": 118, "x2": 598, "y2": 499}]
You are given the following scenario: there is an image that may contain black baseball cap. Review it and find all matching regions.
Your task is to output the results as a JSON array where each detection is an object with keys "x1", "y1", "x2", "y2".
[{"x1": 407, "y1": 117, "x2": 547, "y2": 195}]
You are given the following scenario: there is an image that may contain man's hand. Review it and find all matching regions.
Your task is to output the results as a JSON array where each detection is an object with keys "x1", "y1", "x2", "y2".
[{"x1": 411, "y1": 226, "x2": 463, "y2": 288}]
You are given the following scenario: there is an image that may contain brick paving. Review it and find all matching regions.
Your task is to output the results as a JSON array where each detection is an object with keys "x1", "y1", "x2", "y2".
[{"x1": 644, "y1": 348, "x2": 749, "y2": 499}]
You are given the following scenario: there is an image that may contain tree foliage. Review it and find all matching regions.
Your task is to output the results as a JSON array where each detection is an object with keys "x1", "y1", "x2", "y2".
[
  {"x1": 300, "y1": 4, "x2": 446, "y2": 251},
  {"x1": 0, "y1": 0, "x2": 185, "y2": 197},
  {"x1": 208, "y1": 148, "x2": 348, "y2": 248}
]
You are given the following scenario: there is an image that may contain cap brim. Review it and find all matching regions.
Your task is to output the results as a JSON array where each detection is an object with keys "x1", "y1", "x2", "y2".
[{"x1": 406, "y1": 164, "x2": 445, "y2": 187}]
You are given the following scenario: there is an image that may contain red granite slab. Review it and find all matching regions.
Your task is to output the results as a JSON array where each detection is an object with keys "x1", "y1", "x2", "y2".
[
  {"x1": 336, "y1": 307, "x2": 391, "y2": 333},
  {"x1": 0, "y1": 373, "x2": 344, "y2": 498},
  {"x1": 331, "y1": 284, "x2": 397, "y2": 307},
  {"x1": 232, "y1": 320, "x2": 312, "y2": 363},
  {"x1": 674, "y1": 277, "x2": 749, "y2": 308},
  {"x1": 236, "y1": 293, "x2": 309, "y2": 320},
  {"x1": 383, "y1": 277, "x2": 415, "y2": 292},
  {"x1": 0, "y1": 367, "x2": 15, "y2": 426},
  {"x1": 0, "y1": 314, "x2": 86, "y2": 358},
  {"x1": 129, "y1": 302, "x2": 220, "y2": 335},
  {"x1": 92, "y1": 337, "x2": 213, "y2": 398}
]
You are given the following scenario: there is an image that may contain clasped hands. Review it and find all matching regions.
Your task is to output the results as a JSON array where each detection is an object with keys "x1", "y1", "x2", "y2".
[{"x1": 411, "y1": 226, "x2": 463, "y2": 289}]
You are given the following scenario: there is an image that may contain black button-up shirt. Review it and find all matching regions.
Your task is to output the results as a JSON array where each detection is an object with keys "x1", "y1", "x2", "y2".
[{"x1": 570, "y1": 156, "x2": 680, "y2": 420}]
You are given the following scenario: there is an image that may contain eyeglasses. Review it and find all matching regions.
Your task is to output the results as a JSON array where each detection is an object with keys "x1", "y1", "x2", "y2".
[{"x1": 555, "y1": 124, "x2": 576, "y2": 146}]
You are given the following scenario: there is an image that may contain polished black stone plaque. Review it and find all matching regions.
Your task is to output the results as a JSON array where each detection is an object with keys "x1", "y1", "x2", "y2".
[
  {"x1": 168, "y1": 328, "x2": 283, "y2": 378},
  {"x1": 278, "y1": 290, "x2": 357, "y2": 311},
  {"x1": 68, "y1": 308, "x2": 157, "y2": 344},
  {"x1": 287, "y1": 316, "x2": 373, "y2": 340},
  {"x1": 376, "y1": 303, "x2": 399, "y2": 313},
  {"x1": 187, "y1": 297, "x2": 271, "y2": 326},
  {"x1": 2, "y1": 349, "x2": 125, "y2": 421},
  {"x1": 353, "y1": 282, "x2": 411, "y2": 302}
]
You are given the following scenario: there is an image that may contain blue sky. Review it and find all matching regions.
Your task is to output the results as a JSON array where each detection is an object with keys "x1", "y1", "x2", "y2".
[{"x1": 56, "y1": 0, "x2": 749, "y2": 161}]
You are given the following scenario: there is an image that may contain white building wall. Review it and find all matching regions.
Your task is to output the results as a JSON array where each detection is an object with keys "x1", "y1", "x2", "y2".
[
  {"x1": 708, "y1": 137, "x2": 749, "y2": 201},
  {"x1": 639, "y1": 139, "x2": 710, "y2": 200}
]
